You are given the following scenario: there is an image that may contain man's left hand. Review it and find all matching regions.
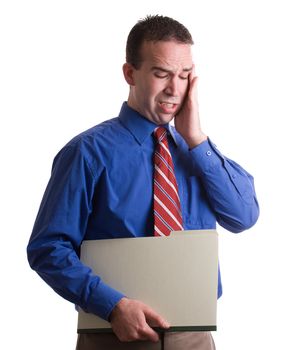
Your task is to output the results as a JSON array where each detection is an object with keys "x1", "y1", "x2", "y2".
[{"x1": 174, "y1": 65, "x2": 207, "y2": 149}]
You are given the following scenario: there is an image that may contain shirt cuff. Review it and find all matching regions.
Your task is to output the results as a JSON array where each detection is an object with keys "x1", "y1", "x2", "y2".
[
  {"x1": 87, "y1": 280, "x2": 125, "y2": 321},
  {"x1": 189, "y1": 138, "x2": 224, "y2": 175}
]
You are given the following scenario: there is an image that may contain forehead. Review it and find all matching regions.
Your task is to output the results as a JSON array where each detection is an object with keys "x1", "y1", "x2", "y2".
[{"x1": 140, "y1": 40, "x2": 193, "y2": 70}]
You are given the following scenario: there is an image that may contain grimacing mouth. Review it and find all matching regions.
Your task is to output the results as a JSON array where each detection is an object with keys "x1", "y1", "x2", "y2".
[{"x1": 158, "y1": 101, "x2": 180, "y2": 108}]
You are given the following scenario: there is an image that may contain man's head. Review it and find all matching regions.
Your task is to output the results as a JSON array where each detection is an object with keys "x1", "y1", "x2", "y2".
[
  {"x1": 123, "y1": 15, "x2": 194, "y2": 125},
  {"x1": 126, "y1": 15, "x2": 193, "y2": 70}
]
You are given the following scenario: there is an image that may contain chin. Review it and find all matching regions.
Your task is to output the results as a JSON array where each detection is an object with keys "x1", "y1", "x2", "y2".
[{"x1": 158, "y1": 114, "x2": 174, "y2": 125}]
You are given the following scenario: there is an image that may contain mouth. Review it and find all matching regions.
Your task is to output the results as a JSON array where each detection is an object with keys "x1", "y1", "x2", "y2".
[{"x1": 158, "y1": 101, "x2": 179, "y2": 114}]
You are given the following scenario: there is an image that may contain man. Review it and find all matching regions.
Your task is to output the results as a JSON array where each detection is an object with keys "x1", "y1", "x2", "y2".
[{"x1": 27, "y1": 15, "x2": 259, "y2": 349}]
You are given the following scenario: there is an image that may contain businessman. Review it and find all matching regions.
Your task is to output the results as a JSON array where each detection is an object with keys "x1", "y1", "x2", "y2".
[{"x1": 27, "y1": 15, "x2": 259, "y2": 349}]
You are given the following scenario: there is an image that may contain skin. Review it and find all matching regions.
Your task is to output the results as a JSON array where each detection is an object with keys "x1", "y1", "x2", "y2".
[{"x1": 110, "y1": 40, "x2": 208, "y2": 343}]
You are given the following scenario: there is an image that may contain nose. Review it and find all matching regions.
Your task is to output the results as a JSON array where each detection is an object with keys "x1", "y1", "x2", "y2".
[{"x1": 164, "y1": 77, "x2": 179, "y2": 97}]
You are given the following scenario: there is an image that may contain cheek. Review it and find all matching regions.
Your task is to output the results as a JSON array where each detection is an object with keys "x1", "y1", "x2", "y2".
[
  {"x1": 139, "y1": 77, "x2": 168, "y2": 102},
  {"x1": 150, "y1": 81, "x2": 168, "y2": 98}
]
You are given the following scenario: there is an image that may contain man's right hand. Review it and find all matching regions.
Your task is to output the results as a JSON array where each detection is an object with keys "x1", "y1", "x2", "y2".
[{"x1": 110, "y1": 297, "x2": 170, "y2": 342}]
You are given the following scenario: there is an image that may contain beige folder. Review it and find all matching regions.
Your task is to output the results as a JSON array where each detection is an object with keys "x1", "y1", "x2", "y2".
[{"x1": 77, "y1": 230, "x2": 218, "y2": 333}]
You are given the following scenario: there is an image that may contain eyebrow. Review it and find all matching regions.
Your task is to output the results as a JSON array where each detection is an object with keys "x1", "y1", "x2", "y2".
[{"x1": 151, "y1": 66, "x2": 192, "y2": 73}]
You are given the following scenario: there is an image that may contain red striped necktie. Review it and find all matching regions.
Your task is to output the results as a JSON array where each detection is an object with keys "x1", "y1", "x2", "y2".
[{"x1": 153, "y1": 127, "x2": 183, "y2": 236}]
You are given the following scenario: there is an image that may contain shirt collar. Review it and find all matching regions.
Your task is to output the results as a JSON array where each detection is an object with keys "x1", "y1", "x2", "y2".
[{"x1": 118, "y1": 102, "x2": 178, "y2": 146}]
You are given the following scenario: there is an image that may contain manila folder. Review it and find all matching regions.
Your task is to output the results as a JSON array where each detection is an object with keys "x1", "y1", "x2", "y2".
[{"x1": 77, "y1": 229, "x2": 218, "y2": 333}]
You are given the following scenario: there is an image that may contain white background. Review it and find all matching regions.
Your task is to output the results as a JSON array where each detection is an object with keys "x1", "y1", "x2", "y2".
[{"x1": 1, "y1": 1, "x2": 291, "y2": 349}]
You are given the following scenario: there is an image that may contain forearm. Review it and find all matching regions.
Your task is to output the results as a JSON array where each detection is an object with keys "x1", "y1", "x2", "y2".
[
  {"x1": 189, "y1": 138, "x2": 259, "y2": 232},
  {"x1": 27, "y1": 232, "x2": 125, "y2": 320}
]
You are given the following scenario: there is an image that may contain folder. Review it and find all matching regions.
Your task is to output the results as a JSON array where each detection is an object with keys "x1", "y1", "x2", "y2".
[{"x1": 77, "y1": 230, "x2": 218, "y2": 333}]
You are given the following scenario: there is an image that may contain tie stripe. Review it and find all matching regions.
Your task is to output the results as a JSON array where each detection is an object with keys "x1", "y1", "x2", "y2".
[
  {"x1": 155, "y1": 152, "x2": 174, "y2": 175},
  {"x1": 159, "y1": 140, "x2": 172, "y2": 157},
  {"x1": 154, "y1": 195, "x2": 183, "y2": 229},
  {"x1": 153, "y1": 127, "x2": 183, "y2": 236},
  {"x1": 154, "y1": 210, "x2": 174, "y2": 233},
  {"x1": 154, "y1": 179, "x2": 182, "y2": 215},
  {"x1": 154, "y1": 165, "x2": 179, "y2": 199},
  {"x1": 154, "y1": 225, "x2": 166, "y2": 237}
]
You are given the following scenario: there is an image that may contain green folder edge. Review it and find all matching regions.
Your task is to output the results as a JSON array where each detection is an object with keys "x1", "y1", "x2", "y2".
[{"x1": 77, "y1": 325, "x2": 217, "y2": 334}]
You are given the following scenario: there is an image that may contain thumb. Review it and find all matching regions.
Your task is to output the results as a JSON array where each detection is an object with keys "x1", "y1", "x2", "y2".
[{"x1": 143, "y1": 306, "x2": 170, "y2": 329}]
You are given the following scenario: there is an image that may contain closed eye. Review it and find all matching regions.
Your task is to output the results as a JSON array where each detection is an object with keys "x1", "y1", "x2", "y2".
[{"x1": 154, "y1": 72, "x2": 168, "y2": 79}]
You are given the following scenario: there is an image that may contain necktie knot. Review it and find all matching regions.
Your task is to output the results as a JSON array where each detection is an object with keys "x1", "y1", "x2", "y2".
[{"x1": 154, "y1": 127, "x2": 167, "y2": 143}]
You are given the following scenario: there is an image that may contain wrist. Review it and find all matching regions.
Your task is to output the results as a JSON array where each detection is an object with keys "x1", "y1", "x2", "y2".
[
  {"x1": 184, "y1": 133, "x2": 208, "y2": 149},
  {"x1": 109, "y1": 297, "x2": 128, "y2": 322}
]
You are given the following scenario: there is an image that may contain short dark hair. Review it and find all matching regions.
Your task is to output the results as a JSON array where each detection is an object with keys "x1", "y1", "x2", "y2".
[{"x1": 126, "y1": 15, "x2": 194, "y2": 69}]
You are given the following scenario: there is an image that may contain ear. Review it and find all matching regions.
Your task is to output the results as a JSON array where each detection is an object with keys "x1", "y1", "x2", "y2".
[{"x1": 123, "y1": 63, "x2": 136, "y2": 86}]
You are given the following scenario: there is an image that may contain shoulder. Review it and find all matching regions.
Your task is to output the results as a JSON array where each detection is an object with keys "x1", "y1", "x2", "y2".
[
  {"x1": 52, "y1": 117, "x2": 127, "y2": 173},
  {"x1": 67, "y1": 117, "x2": 123, "y2": 148}
]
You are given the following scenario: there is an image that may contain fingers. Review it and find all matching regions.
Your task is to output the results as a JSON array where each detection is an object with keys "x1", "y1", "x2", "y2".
[
  {"x1": 190, "y1": 63, "x2": 196, "y2": 78},
  {"x1": 188, "y1": 65, "x2": 198, "y2": 99},
  {"x1": 174, "y1": 62, "x2": 206, "y2": 148},
  {"x1": 136, "y1": 304, "x2": 169, "y2": 342},
  {"x1": 182, "y1": 64, "x2": 197, "y2": 108},
  {"x1": 188, "y1": 63, "x2": 196, "y2": 82},
  {"x1": 144, "y1": 305, "x2": 170, "y2": 329},
  {"x1": 137, "y1": 322, "x2": 160, "y2": 342},
  {"x1": 110, "y1": 298, "x2": 169, "y2": 343}
]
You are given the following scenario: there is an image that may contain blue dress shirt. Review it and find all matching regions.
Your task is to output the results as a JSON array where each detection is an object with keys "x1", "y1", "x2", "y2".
[{"x1": 27, "y1": 102, "x2": 259, "y2": 321}]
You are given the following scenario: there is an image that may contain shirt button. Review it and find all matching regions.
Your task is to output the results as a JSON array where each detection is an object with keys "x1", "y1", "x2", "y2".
[{"x1": 206, "y1": 151, "x2": 212, "y2": 156}]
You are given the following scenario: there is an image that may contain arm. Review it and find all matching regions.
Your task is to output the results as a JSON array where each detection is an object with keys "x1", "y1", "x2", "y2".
[
  {"x1": 189, "y1": 139, "x2": 259, "y2": 232},
  {"x1": 27, "y1": 141, "x2": 169, "y2": 341},
  {"x1": 175, "y1": 66, "x2": 259, "y2": 232},
  {"x1": 27, "y1": 142, "x2": 124, "y2": 320}
]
